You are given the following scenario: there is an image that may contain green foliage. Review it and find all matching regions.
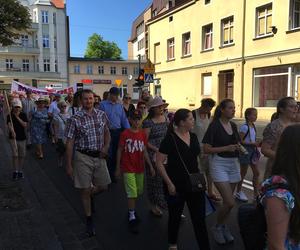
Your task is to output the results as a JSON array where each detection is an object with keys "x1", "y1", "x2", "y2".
[
  {"x1": 0, "y1": 0, "x2": 31, "y2": 46},
  {"x1": 84, "y1": 33, "x2": 122, "y2": 59}
]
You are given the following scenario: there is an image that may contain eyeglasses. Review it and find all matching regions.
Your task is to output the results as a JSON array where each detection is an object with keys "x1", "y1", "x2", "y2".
[
  {"x1": 139, "y1": 106, "x2": 146, "y2": 109},
  {"x1": 124, "y1": 97, "x2": 131, "y2": 100}
]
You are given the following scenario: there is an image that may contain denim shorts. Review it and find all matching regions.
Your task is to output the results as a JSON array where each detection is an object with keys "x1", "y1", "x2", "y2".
[{"x1": 239, "y1": 145, "x2": 255, "y2": 165}]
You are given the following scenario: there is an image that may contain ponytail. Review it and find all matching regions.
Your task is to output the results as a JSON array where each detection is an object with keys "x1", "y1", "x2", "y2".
[{"x1": 213, "y1": 99, "x2": 234, "y2": 121}]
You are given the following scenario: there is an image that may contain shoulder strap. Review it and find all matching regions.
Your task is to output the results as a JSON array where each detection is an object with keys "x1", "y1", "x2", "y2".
[
  {"x1": 57, "y1": 114, "x2": 67, "y2": 125},
  {"x1": 243, "y1": 124, "x2": 250, "y2": 141},
  {"x1": 171, "y1": 133, "x2": 191, "y2": 176}
]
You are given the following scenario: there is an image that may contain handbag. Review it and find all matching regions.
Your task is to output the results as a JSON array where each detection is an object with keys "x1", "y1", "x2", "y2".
[{"x1": 171, "y1": 133, "x2": 207, "y2": 192}]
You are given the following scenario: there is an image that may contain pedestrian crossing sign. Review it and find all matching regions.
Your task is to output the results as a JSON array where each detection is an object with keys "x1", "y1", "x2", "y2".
[{"x1": 144, "y1": 73, "x2": 154, "y2": 83}]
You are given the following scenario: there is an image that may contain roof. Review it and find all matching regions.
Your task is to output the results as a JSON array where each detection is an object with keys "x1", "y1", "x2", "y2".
[
  {"x1": 69, "y1": 57, "x2": 145, "y2": 64},
  {"x1": 51, "y1": 0, "x2": 64, "y2": 9}
]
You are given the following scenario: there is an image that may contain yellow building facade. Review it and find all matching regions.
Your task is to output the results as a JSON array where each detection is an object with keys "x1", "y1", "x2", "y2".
[{"x1": 147, "y1": 0, "x2": 300, "y2": 119}]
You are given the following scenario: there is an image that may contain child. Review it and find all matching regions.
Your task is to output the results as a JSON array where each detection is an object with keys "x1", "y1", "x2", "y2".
[
  {"x1": 235, "y1": 108, "x2": 261, "y2": 201},
  {"x1": 115, "y1": 110, "x2": 154, "y2": 233}
]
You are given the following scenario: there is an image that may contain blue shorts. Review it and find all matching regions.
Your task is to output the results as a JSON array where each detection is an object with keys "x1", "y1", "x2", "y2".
[{"x1": 239, "y1": 145, "x2": 255, "y2": 165}]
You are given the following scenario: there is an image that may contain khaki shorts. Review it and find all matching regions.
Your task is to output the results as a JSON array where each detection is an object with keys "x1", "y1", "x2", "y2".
[
  {"x1": 10, "y1": 140, "x2": 26, "y2": 158},
  {"x1": 73, "y1": 151, "x2": 111, "y2": 189}
]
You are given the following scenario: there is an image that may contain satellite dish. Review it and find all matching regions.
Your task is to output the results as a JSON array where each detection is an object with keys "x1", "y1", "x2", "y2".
[{"x1": 128, "y1": 74, "x2": 133, "y2": 80}]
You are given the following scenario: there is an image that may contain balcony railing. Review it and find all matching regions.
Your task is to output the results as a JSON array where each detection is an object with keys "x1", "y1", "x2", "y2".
[
  {"x1": 0, "y1": 68, "x2": 61, "y2": 78},
  {"x1": 0, "y1": 45, "x2": 40, "y2": 54}
]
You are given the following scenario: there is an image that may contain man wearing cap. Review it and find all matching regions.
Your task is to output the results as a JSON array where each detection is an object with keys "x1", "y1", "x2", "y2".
[
  {"x1": 65, "y1": 89, "x2": 111, "y2": 237},
  {"x1": 21, "y1": 89, "x2": 35, "y2": 148},
  {"x1": 99, "y1": 87, "x2": 130, "y2": 182},
  {"x1": 7, "y1": 99, "x2": 28, "y2": 180}
]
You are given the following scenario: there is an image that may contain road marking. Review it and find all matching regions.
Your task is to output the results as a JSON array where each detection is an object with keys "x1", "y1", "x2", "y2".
[{"x1": 242, "y1": 179, "x2": 254, "y2": 190}]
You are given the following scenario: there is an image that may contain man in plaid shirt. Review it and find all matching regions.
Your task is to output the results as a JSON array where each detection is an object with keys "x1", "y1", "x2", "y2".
[{"x1": 65, "y1": 89, "x2": 111, "y2": 237}]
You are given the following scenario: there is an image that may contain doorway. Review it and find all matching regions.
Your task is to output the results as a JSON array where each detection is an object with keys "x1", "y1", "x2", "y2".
[{"x1": 218, "y1": 70, "x2": 234, "y2": 102}]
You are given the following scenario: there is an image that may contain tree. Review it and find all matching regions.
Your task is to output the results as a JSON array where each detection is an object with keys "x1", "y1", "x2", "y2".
[
  {"x1": 0, "y1": 0, "x2": 31, "y2": 46},
  {"x1": 84, "y1": 33, "x2": 122, "y2": 59}
]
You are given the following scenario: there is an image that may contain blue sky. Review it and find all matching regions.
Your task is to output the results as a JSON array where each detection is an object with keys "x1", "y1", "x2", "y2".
[{"x1": 67, "y1": 0, "x2": 152, "y2": 59}]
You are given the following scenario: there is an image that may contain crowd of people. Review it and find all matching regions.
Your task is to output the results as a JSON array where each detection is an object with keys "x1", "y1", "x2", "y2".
[{"x1": 1, "y1": 87, "x2": 300, "y2": 250}]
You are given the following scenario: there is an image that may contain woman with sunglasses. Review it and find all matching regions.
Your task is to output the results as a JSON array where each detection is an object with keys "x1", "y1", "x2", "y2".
[
  {"x1": 123, "y1": 94, "x2": 135, "y2": 118},
  {"x1": 53, "y1": 100, "x2": 70, "y2": 167}
]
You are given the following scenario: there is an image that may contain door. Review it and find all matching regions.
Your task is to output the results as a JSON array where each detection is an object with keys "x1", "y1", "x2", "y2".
[
  {"x1": 295, "y1": 75, "x2": 300, "y2": 101},
  {"x1": 218, "y1": 70, "x2": 234, "y2": 102}
]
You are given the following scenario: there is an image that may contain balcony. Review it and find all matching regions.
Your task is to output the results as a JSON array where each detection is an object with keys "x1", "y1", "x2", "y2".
[
  {"x1": 30, "y1": 23, "x2": 39, "y2": 30},
  {"x1": 0, "y1": 68, "x2": 61, "y2": 79},
  {"x1": 0, "y1": 45, "x2": 40, "y2": 55}
]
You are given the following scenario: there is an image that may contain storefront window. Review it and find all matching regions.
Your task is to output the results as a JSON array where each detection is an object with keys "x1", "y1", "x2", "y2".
[{"x1": 254, "y1": 66, "x2": 289, "y2": 107}]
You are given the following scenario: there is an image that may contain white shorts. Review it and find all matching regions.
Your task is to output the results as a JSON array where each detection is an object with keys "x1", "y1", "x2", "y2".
[{"x1": 209, "y1": 155, "x2": 241, "y2": 183}]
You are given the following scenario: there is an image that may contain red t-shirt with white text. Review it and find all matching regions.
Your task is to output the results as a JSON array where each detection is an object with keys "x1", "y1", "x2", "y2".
[{"x1": 119, "y1": 129, "x2": 148, "y2": 173}]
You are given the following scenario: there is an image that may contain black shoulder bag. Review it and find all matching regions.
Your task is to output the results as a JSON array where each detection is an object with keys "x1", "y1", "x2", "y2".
[{"x1": 171, "y1": 133, "x2": 207, "y2": 192}]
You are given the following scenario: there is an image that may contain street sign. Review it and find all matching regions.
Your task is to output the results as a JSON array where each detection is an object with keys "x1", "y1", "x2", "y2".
[
  {"x1": 115, "y1": 79, "x2": 122, "y2": 86},
  {"x1": 144, "y1": 73, "x2": 154, "y2": 83}
]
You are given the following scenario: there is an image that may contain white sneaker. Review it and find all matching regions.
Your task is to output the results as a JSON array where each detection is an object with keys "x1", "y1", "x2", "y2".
[
  {"x1": 222, "y1": 224, "x2": 234, "y2": 243},
  {"x1": 235, "y1": 191, "x2": 248, "y2": 202},
  {"x1": 212, "y1": 225, "x2": 226, "y2": 244}
]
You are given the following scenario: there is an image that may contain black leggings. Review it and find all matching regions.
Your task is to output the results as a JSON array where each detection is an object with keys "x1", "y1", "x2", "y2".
[{"x1": 167, "y1": 191, "x2": 210, "y2": 250}]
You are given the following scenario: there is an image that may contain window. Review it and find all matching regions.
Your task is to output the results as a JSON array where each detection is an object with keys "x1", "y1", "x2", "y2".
[
  {"x1": 98, "y1": 66, "x2": 104, "y2": 74},
  {"x1": 53, "y1": 13, "x2": 56, "y2": 24},
  {"x1": 121, "y1": 84, "x2": 128, "y2": 98},
  {"x1": 154, "y1": 43, "x2": 161, "y2": 63},
  {"x1": 42, "y1": 35, "x2": 50, "y2": 48},
  {"x1": 110, "y1": 66, "x2": 116, "y2": 75},
  {"x1": 55, "y1": 59, "x2": 58, "y2": 72},
  {"x1": 87, "y1": 65, "x2": 93, "y2": 74},
  {"x1": 43, "y1": 59, "x2": 50, "y2": 72},
  {"x1": 133, "y1": 67, "x2": 139, "y2": 75},
  {"x1": 6, "y1": 59, "x2": 13, "y2": 69},
  {"x1": 74, "y1": 65, "x2": 80, "y2": 74},
  {"x1": 221, "y1": 16, "x2": 234, "y2": 46},
  {"x1": 41, "y1": 11, "x2": 48, "y2": 24},
  {"x1": 182, "y1": 32, "x2": 191, "y2": 56},
  {"x1": 167, "y1": 38, "x2": 175, "y2": 60},
  {"x1": 202, "y1": 73, "x2": 212, "y2": 95},
  {"x1": 205, "y1": 0, "x2": 211, "y2": 4},
  {"x1": 35, "y1": 34, "x2": 38, "y2": 47},
  {"x1": 152, "y1": 9, "x2": 157, "y2": 17},
  {"x1": 138, "y1": 38, "x2": 144, "y2": 50},
  {"x1": 54, "y1": 36, "x2": 57, "y2": 49},
  {"x1": 202, "y1": 24, "x2": 213, "y2": 50},
  {"x1": 22, "y1": 59, "x2": 29, "y2": 72},
  {"x1": 168, "y1": 0, "x2": 175, "y2": 9},
  {"x1": 136, "y1": 22, "x2": 144, "y2": 36},
  {"x1": 21, "y1": 35, "x2": 29, "y2": 47},
  {"x1": 36, "y1": 59, "x2": 39, "y2": 71},
  {"x1": 254, "y1": 66, "x2": 290, "y2": 107},
  {"x1": 256, "y1": 4, "x2": 273, "y2": 37},
  {"x1": 290, "y1": 0, "x2": 300, "y2": 29},
  {"x1": 122, "y1": 67, "x2": 128, "y2": 75},
  {"x1": 33, "y1": 10, "x2": 37, "y2": 23}
]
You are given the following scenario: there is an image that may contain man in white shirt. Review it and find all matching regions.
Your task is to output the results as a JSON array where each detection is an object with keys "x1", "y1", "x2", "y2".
[{"x1": 48, "y1": 93, "x2": 61, "y2": 143}]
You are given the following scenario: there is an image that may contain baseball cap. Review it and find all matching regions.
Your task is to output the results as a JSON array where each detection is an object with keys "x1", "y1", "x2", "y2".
[
  {"x1": 109, "y1": 87, "x2": 120, "y2": 96},
  {"x1": 12, "y1": 99, "x2": 22, "y2": 108}
]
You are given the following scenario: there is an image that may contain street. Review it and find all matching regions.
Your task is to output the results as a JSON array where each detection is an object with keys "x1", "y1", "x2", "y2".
[{"x1": 21, "y1": 140, "x2": 267, "y2": 250}]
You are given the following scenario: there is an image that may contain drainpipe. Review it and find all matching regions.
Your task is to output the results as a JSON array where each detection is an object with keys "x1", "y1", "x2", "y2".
[{"x1": 240, "y1": 0, "x2": 246, "y2": 118}]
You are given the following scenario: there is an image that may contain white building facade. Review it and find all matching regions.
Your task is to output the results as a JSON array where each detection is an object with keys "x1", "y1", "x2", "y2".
[{"x1": 0, "y1": 0, "x2": 69, "y2": 91}]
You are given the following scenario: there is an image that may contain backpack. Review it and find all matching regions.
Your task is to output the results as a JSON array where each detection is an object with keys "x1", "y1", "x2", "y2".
[{"x1": 238, "y1": 183, "x2": 289, "y2": 250}]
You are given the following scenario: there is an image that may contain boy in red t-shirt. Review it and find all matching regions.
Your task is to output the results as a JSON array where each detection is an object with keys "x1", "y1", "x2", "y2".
[{"x1": 115, "y1": 110, "x2": 154, "y2": 233}]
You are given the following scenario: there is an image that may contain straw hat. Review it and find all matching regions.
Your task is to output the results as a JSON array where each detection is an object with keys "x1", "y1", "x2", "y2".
[
  {"x1": 148, "y1": 96, "x2": 169, "y2": 109},
  {"x1": 12, "y1": 99, "x2": 22, "y2": 108},
  {"x1": 35, "y1": 97, "x2": 47, "y2": 104}
]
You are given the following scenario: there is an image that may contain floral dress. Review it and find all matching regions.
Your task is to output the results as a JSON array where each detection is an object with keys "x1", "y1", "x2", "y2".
[
  {"x1": 260, "y1": 175, "x2": 299, "y2": 250},
  {"x1": 31, "y1": 108, "x2": 49, "y2": 144},
  {"x1": 142, "y1": 118, "x2": 168, "y2": 209}
]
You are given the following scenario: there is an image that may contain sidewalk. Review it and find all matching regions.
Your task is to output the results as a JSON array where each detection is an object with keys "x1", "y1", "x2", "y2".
[{"x1": 0, "y1": 116, "x2": 103, "y2": 250}]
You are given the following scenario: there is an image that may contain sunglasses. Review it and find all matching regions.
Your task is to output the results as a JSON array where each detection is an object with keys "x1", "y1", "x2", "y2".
[
  {"x1": 124, "y1": 97, "x2": 131, "y2": 100},
  {"x1": 139, "y1": 106, "x2": 146, "y2": 109}
]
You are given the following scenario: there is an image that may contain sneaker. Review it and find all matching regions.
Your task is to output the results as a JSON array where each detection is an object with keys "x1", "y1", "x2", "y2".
[
  {"x1": 222, "y1": 224, "x2": 234, "y2": 243},
  {"x1": 235, "y1": 191, "x2": 248, "y2": 202},
  {"x1": 86, "y1": 217, "x2": 96, "y2": 237},
  {"x1": 212, "y1": 225, "x2": 226, "y2": 244},
  {"x1": 12, "y1": 172, "x2": 18, "y2": 181},
  {"x1": 17, "y1": 172, "x2": 24, "y2": 179},
  {"x1": 128, "y1": 218, "x2": 139, "y2": 234}
]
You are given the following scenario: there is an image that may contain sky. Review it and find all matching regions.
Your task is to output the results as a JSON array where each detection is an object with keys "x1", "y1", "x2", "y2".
[{"x1": 67, "y1": 0, "x2": 152, "y2": 59}]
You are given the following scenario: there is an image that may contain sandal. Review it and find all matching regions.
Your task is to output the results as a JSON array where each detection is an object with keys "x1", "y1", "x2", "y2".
[
  {"x1": 168, "y1": 245, "x2": 178, "y2": 250},
  {"x1": 150, "y1": 208, "x2": 163, "y2": 217}
]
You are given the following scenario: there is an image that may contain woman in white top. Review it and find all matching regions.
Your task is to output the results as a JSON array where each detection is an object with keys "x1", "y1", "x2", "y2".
[{"x1": 53, "y1": 101, "x2": 70, "y2": 167}]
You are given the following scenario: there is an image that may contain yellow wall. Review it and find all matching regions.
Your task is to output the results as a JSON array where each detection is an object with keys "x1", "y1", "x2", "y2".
[{"x1": 147, "y1": 0, "x2": 300, "y2": 120}]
